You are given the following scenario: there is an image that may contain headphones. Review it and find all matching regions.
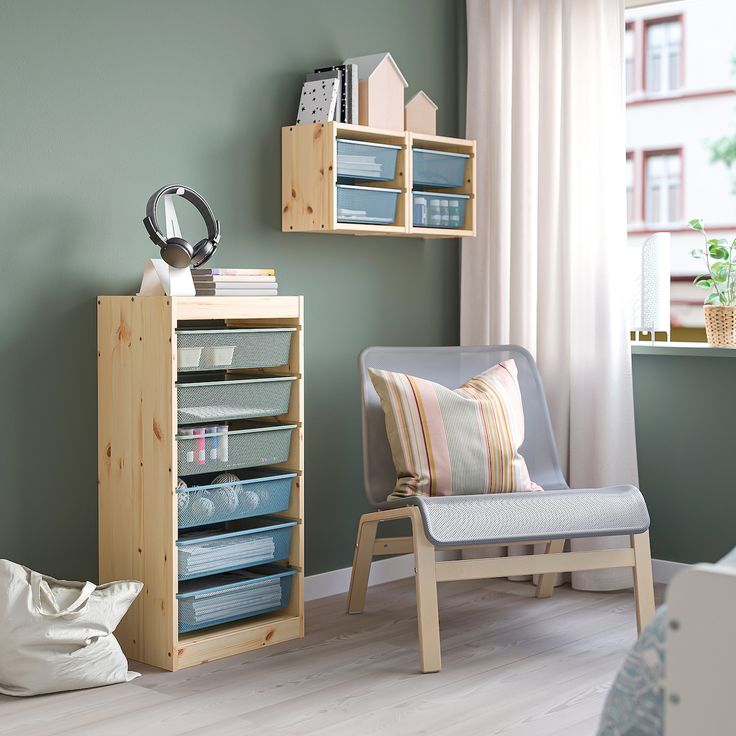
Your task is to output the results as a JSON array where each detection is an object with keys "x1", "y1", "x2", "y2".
[{"x1": 143, "y1": 184, "x2": 221, "y2": 268}]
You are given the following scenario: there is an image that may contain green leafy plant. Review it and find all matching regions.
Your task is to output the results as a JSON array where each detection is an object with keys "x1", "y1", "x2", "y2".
[{"x1": 689, "y1": 218, "x2": 736, "y2": 306}]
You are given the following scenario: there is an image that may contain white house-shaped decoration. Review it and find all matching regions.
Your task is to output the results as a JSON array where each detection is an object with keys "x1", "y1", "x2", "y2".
[
  {"x1": 344, "y1": 52, "x2": 408, "y2": 131},
  {"x1": 404, "y1": 90, "x2": 438, "y2": 135}
]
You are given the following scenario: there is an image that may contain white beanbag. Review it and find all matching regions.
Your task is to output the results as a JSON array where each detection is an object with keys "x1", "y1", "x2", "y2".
[{"x1": 0, "y1": 559, "x2": 142, "y2": 696}]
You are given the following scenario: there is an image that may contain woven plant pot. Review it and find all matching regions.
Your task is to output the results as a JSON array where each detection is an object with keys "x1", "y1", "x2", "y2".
[{"x1": 704, "y1": 305, "x2": 736, "y2": 348}]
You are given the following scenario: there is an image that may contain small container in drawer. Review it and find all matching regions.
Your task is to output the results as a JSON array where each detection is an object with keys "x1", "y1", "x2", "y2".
[
  {"x1": 177, "y1": 328, "x2": 295, "y2": 372},
  {"x1": 413, "y1": 191, "x2": 470, "y2": 229},
  {"x1": 412, "y1": 147, "x2": 470, "y2": 188},
  {"x1": 336, "y1": 184, "x2": 401, "y2": 225},
  {"x1": 177, "y1": 470, "x2": 296, "y2": 529},
  {"x1": 177, "y1": 518, "x2": 296, "y2": 580},
  {"x1": 177, "y1": 375, "x2": 295, "y2": 424},
  {"x1": 177, "y1": 423, "x2": 296, "y2": 474},
  {"x1": 177, "y1": 565, "x2": 295, "y2": 633},
  {"x1": 337, "y1": 139, "x2": 401, "y2": 182}
]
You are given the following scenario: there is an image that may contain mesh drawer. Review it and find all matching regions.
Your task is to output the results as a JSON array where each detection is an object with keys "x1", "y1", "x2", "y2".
[
  {"x1": 337, "y1": 139, "x2": 400, "y2": 182},
  {"x1": 177, "y1": 329, "x2": 295, "y2": 372},
  {"x1": 336, "y1": 185, "x2": 401, "y2": 225},
  {"x1": 177, "y1": 376, "x2": 295, "y2": 424},
  {"x1": 412, "y1": 147, "x2": 470, "y2": 188},
  {"x1": 177, "y1": 565, "x2": 295, "y2": 633},
  {"x1": 177, "y1": 519, "x2": 295, "y2": 580},
  {"x1": 177, "y1": 470, "x2": 296, "y2": 529},
  {"x1": 177, "y1": 423, "x2": 296, "y2": 474}
]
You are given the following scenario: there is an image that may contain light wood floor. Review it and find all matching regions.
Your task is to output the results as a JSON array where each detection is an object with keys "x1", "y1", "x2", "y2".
[{"x1": 0, "y1": 577, "x2": 664, "y2": 736}]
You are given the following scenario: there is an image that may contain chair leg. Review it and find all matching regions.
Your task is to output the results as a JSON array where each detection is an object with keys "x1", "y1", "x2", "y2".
[
  {"x1": 535, "y1": 538, "x2": 566, "y2": 598},
  {"x1": 631, "y1": 531, "x2": 656, "y2": 633},
  {"x1": 347, "y1": 517, "x2": 379, "y2": 614},
  {"x1": 412, "y1": 514, "x2": 441, "y2": 673}
]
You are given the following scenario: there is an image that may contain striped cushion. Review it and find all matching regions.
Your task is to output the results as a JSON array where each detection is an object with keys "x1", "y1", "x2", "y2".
[{"x1": 369, "y1": 359, "x2": 541, "y2": 500}]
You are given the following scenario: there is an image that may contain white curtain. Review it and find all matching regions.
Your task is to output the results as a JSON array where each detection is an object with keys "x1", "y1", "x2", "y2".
[{"x1": 462, "y1": 0, "x2": 638, "y2": 590}]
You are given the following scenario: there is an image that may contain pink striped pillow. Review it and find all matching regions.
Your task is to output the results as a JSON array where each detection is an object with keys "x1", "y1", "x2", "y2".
[{"x1": 369, "y1": 359, "x2": 541, "y2": 499}]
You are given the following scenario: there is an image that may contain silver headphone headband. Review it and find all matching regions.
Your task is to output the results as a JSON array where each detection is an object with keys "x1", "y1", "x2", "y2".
[{"x1": 143, "y1": 184, "x2": 220, "y2": 249}]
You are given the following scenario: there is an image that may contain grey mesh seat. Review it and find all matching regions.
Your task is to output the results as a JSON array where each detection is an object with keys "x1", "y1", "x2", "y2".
[{"x1": 346, "y1": 345, "x2": 655, "y2": 674}]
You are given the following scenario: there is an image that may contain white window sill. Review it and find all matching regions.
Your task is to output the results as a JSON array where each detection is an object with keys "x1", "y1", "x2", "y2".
[{"x1": 630, "y1": 341, "x2": 736, "y2": 357}]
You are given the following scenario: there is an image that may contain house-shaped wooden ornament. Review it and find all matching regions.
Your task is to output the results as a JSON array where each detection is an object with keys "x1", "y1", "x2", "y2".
[
  {"x1": 344, "y1": 52, "x2": 408, "y2": 131},
  {"x1": 404, "y1": 90, "x2": 438, "y2": 135}
]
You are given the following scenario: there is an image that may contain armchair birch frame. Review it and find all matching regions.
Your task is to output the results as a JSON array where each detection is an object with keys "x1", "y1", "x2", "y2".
[{"x1": 347, "y1": 345, "x2": 655, "y2": 673}]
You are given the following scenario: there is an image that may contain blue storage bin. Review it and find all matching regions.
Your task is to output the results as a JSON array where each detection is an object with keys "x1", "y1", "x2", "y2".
[
  {"x1": 337, "y1": 139, "x2": 401, "y2": 182},
  {"x1": 412, "y1": 147, "x2": 470, "y2": 188},
  {"x1": 177, "y1": 565, "x2": 295, "y2": 633},
  {"x1": 336, "y1": 185, "x2": 401, "y2": 225},
  {"x1": 177, "y1": 470, "x2": 296, "y2": 529},
  {"x1": 177, "y1": 375, "x2": 295, "y2": 424},
  {"x1": 413, "y1": 191, "x2": 470, "y2": 229},
  {"x1": 176, "y1": 422, "x2": 296, "y2": 474},
  {"x1": 177, "y1": 518, "x2": 295, "y2": 580}
]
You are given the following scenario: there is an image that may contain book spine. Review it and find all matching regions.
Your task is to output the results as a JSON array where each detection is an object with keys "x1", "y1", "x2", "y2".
[{"x1": 195, "y1": 268, "x2": 275, "y2": 276}]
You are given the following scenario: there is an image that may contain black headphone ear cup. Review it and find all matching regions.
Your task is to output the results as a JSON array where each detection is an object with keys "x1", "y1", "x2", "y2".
[
  {"x1": 161, "y1": 237, "x2": 193, "y2": 268},
  {"x1": 191, "y1": 238, "x2": 215, "y2": 268}
]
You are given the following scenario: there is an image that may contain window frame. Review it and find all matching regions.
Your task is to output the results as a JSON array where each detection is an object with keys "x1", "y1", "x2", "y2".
[
  {"x1": 625, "y1": 22, "x2": 636, "y2": 97},
  {"x1": 642, "y1": 147, "x2": 684, "y2": 228},
  {"x1": 642, "y1": 14, "x2": 684, "y2": 96},
  {"x1": 626, "y1": 151, "x2": 636, "y2": 223}
]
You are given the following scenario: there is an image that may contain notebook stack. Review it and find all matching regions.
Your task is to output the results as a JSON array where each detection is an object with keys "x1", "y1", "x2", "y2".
[{"x1": 192, "y1": 268, "x2": 278, "y2": 296}]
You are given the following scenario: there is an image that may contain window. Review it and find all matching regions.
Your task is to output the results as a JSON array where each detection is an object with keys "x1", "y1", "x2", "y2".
[
  {"x1": 626, "y1": 154, "x2": 635, "y2": 221},
  {"x1": 625, "y1": 24, "x2": 635, "y2": 95},
  {"x1": 645, "y1": 19, "x2": 682, "y2": 93},
  {"x1": 644, "y1": 151, "x2": 681, "y2": 225}
]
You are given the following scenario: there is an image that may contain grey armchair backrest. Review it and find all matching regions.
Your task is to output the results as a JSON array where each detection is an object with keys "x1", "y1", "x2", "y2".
[{"x1": 359, "y1": 345, "x2": 568, "y2": 508}]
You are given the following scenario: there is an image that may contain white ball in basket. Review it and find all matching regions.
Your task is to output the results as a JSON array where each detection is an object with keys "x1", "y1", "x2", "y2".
[
  {"x1": 177, "y1": 479, "x2": 189, "y2": 513},
  {"x1": 190, "y1": 494, "x2": 215, "y2": 522},
  {"x1": 212, "y1": 473, "x2": 240, "y2": 490},
  {"x1": 211, "y1": 473, "x2": 241, "y2": 514},
  {"x1": 240, "y1": 490, "x2": 260, "y2": 512}
]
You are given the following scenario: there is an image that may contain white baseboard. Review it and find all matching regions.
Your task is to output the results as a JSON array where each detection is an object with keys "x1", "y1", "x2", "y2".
[
  {"x1": 304, "y1": 554, "x2": 689, "y2": 602},
  {"x1": 652, "y1": 558, "x2": 689, "y2": 585},
  {"x1": 305, "y1": 553, "x2": 415, "y2": 602}
]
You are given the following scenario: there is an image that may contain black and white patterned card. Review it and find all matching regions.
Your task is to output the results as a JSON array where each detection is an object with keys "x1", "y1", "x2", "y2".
[{"x1": 296, "y1": 78, "x2": 339, "y2": 124}]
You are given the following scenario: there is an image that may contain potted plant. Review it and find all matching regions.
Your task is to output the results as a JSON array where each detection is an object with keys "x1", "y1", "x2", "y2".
[{"x1": 689, "y1": 218, "x2": 736, "y2": 347}]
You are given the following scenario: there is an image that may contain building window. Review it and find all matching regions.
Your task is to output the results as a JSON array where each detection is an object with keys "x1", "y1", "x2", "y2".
[
  {"x1": 644, "y1": 151, "x2": 681, "y2": 225},
  {"x1": 646, "y1": 18, "x2": 682, "y2": 94},
  {"x1": 625, "y1": 24, "x2": 635, "y2": 95},
  {"x1": 626, "y1": 153, "x2": 635, "y2": 221}
]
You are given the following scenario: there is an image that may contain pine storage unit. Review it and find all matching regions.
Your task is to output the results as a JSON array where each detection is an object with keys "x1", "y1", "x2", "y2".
[
  {"x1": 282, "y1": 122, "x2": 476, "y2": 238},
  {"x1": 98, "y1": 295, "x2": 304, "y2": 671}
]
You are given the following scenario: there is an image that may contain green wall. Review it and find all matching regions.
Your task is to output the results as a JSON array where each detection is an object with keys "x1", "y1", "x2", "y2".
[
  {"x1": 0, "y1": 0, "x2": 462, "y2": 581},
  {"x1": 633, "y1": 351, "x2": 736, "y2": 564}
]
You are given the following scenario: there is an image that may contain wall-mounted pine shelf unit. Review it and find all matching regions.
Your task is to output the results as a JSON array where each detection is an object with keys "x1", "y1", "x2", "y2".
[
  {"x1": 282, "y1": 122, "x2": 476, "y2": 238},
  {"x1": 98, "y1": 296, "x2": 304, "y2": 671}
]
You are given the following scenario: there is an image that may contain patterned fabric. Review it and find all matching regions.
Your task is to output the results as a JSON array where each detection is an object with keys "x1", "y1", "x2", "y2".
[
  {"x1": 369, "y1": 359, "x2": 541, "y2": 500},
  {"x1": 597, "y1": 544, "x2": 736, "y2": 736}
]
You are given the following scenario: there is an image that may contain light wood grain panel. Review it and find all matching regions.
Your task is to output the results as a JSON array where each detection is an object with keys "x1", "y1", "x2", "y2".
[
  {"x1": 98, "y1": 297, "x2": 144, "y2": 657},
  {"x1": 175, "y1": 614, "x2": 302, "y2": 670},
  {"x1": 281, "y1": 123, "x2": 332, "y2": 231},
  {"x1": 435, "y1": 548, "x2": 636, "y2": 582},
  {"x1": 174, "y1": 295, "x2": 300, "y2": 321},
  {"x1": 98, "y1": 296, "x2": 176, "y2": 670}
]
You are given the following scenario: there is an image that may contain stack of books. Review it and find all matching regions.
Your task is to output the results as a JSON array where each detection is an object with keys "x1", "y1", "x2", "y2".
[
  {"x1": 192, "y1": 268, "x2": 278, "y2": 296},
  {"x1": 296, "y1": 62, "x2": 359, "y2": 125}
]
